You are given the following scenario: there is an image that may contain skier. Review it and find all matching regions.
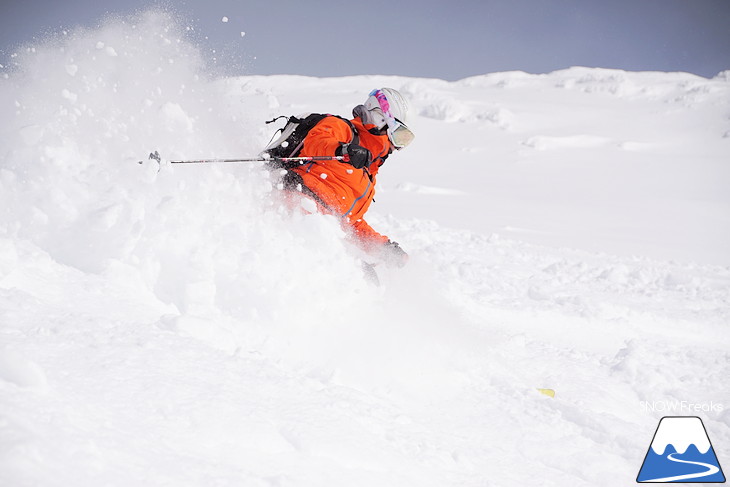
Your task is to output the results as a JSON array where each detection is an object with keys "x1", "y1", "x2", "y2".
[{"x1": 276, "y1": 88, "x2": 415, "y2": 268}]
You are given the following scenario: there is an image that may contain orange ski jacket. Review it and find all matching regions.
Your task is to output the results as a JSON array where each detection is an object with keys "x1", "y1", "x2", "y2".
[{"x1": 290, "y1": 116, "x2": 392, "y2": 246}]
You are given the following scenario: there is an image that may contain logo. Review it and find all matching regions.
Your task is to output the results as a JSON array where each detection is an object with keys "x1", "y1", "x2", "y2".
[{"x1": 637, "y1": 416, "x2": 725, "y2": 483}]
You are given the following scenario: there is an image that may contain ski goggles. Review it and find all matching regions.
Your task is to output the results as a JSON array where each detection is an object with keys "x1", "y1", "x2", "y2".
[{"x1": 369, "y1": 89, "x2": 415, "y2": 149}]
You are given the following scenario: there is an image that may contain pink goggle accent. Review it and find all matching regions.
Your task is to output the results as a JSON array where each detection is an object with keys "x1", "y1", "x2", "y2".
[
  {"x1": 369, "y1": 89, "x2": 414, "y2": 149},
  {"x1": 370, "y1": 89, "x2": 395, "y2": 122}
]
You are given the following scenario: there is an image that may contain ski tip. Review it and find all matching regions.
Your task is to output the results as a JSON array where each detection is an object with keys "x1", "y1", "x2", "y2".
[{"x1": 537, "y1": 388, "x2": 556, "y2": 398}]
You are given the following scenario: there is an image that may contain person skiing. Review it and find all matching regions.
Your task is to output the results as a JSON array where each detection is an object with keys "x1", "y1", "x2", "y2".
[{"x1": 275, "y1": 88, "x2": 415, "y2": 267}]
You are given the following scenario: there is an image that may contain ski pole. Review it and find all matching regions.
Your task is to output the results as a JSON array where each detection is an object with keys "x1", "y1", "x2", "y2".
[
  {"x1": 141, "y1": 151, "x2": 350, "y2": 172},
  {"x1": 169, "y1": 155, "x2": 348, "y2": 164},
  {"x1": 146, "y1": 151, "x2": 347, "y2": 165}
]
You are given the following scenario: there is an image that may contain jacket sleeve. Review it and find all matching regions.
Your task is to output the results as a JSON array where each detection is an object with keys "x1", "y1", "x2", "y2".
[
  {"x1": 301, "y1": 117, "x2": 353, "y2": 156},
  {"x1": 350, "y1": 218, "x2": 389, "y2": 247}
]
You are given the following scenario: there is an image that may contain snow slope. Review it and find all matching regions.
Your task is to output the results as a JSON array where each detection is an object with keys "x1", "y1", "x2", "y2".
[{"x1": 1, "y1": 10, "x2": 729, "y2": 487}]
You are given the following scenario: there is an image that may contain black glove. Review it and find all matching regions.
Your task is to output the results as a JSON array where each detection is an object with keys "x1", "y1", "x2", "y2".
[
  {"x1": 336, "y1": 143, "x2": 372, "y2": 169},
  {"x1": 381, "y1": 240, "x2": 408, "y2": 268}
]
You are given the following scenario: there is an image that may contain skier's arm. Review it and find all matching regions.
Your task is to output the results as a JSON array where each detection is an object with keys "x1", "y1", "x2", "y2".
[
  {"x1": 301, "y1": 117, "x2": 353, "y2": 156},
  {"x1": 350, "y1": 218, "x2": 389, "y2": 246},
  {"x1": 350, "y1": 219, "x2": 408, "y2": 268}
]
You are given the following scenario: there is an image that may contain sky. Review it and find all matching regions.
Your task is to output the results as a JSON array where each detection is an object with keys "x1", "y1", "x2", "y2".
[{"x1": 1, "y1": 0, "x2": 729, "y2": 80}]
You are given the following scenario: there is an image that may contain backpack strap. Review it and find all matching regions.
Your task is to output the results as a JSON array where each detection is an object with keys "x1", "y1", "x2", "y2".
[{"x1": 337, "y1": 116, "x2": 360, "y2": 146}]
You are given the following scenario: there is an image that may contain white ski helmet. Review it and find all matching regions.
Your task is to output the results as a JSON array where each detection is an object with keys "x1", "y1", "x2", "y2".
[{"x1": 359, "y1": 88, "x2": 415, "y2": 149}]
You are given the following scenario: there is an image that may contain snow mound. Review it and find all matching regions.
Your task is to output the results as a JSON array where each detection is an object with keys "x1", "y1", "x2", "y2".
[
  {"x1": 395, "y1": 182, "x2": 465, "y2": 195},
  {"x1": 523, "y1": 134, "x2": 614, "y2": 150}
]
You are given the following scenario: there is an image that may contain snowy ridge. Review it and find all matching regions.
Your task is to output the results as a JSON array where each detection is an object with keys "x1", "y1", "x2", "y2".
[{"x1": 1, "y1": 9, "x2": 729, "y2": 487}]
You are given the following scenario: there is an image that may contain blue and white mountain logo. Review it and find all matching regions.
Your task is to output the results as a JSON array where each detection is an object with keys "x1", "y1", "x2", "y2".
[{"x1": 637, "y1": 416, "x2": 725, "y2": 483}]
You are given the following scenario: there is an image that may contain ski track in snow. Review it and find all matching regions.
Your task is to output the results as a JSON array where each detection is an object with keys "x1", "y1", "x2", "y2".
[{"x1": 1, "y1": 9, "x2": 729, "y2": 487}]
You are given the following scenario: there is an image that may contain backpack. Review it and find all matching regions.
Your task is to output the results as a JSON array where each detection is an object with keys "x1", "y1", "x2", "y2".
[{"x1": 261, "y1": 113, "x2": 358, "y2": 168}]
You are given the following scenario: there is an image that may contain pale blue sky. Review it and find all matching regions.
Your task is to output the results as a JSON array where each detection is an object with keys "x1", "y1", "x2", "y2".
[{"x1": 1, "y1": 0, "x2": 729, "y2": 80}]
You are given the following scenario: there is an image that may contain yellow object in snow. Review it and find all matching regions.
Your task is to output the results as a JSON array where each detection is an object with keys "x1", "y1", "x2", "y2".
[{"x1": 538, "y1": 388, "x2": 556, "y2": 398}]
